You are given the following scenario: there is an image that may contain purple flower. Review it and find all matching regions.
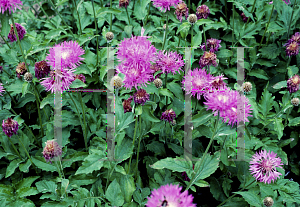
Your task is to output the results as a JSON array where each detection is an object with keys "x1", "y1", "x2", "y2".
[
  {"x1": 149, "y1": 63, "x2": 162, "y2": 82},
  {"x1": 287, "y1": 74, "x2": 300, "y2": 93},
  {"x1": 40, "y1": 68, "x2": 76, "y2": 93},
  {"x1": 200, "y1": 38, "x2": 222, "y2": 52},
  {"x1": 161, "y1": 108, "x2": 176, "y2": 123},
  {"x1": 241, "y1": 12, "x2": 248, "y2": 22},
  {"x1": 146, "y1": 184, "x2": 196, "y2": 207},
  {"x1": 283, "y1": 41, "x2": 299, "y2": 57},
  {"x1": 199, "y1": 51, "x2": 218, "y2": 69},
  {"x1": 16, "y1": 62, "x2": 27, "y2": 78},
  {"x1": 210, "y1": 74, "x2": 227, "y2": 90},
  {"x1": 182, "y1": 68, "x2": 214, "y2": 100},
  {"x1": 46, "y1": 40, "x2": 85, "y2": 69},
  {"x1": 133, "y1": 89, "x2": 150, "y2": 105},
  {"x1": 73, "y1": 74, "x2": 86, "y2": 83},
  {"x1": 123, "y1": 97, "x2": 133, "y2": 113},
  {"x1": 151, "y1": 0, "x2": 182, "y2": 13},
  {"x1": 156, "y1": 50, "x2": 184, "y2": 75},
  {"x1": 8, "y1": 23, "x2": 26, "y2": 42},
  {"x1": 249, "y1": 149, "x2": 284, "y2": 184},
  {"x1": 175, "y1": 2, "x2": 189, "y2": 22},
  {"x1": 0, "y1": 83, "x2": 4, "y2": 96},
  {"x1": 289, "y1": 32, "x2": 300, "y2": 44},
  {"x1": 119, "y1": 0, "x2": 129, "y2": 8},
  {"x1": 42, "y1": 140, "x2": 62, "y2": 164},
  {"x1": 2, "y1": 117, "x2": 19, "y2": 137},
  {"x1": 0, "y1": 0, "x2": 22, "y2": 14},
  {"x1": 196, "y1": 5, "x2": 210, "y2": 20},
  {"x1": 35, "y1": 60, "x2": 51, "y2": 79}
]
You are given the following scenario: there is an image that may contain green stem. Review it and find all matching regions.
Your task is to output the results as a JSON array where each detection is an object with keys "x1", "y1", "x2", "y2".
[
  {"x1": 245, "y1": 0, "x2": 257, "y2": 25},
  {"x1": 91, "y1": 0, "x2": 99, "y2": 65},
  {"x1": 162, "y1": 15, "x2": 169, "y2": 50},
  {"x1": 225, "y1": 0, "x2": 228, "y2": 22},
  {"x1": 164, "y1": 73, "x2": 168, "y2": 111},
  {"x1": 125, "y1": 7, "x2": 131, "y2": 25},
  {"x1": 127, "y1": 116, "x2": 139, "y2": 174},
  {"x1": 284, "y1": 92, "x2": 291, "y2": 127},
  {"x1": 7, "y1": 136, "x2": 22, "y2": 159},
  {"x1": 232, "y1": 4, "x2": 234, "y2": 48},
  {"x1": 1, "y1": 68, "x2": 14, "y2": 79},
  {"x1": 78, "y1": 92, "x2": 88, "y2": 149},
  {"x1": 191, "y1": 24, "x2": 193, "y2": 47},
  {"x1": 33, "y1": 83, "x2": 49, "y2": 119},
  {"x1": 217, "y1": 180, "x2": 256, "y2": 206},
  {"x1": 38, "y1": 1, "x2": 57, "y2": 28},
  {"x1": 0, "y1": 32, "x2": 11, "y2": 49},
  {"x1": 177, "y1": 37, "x2": 181, "y2": 53},
  {"x1": 188, "y1": 0, "x2": 190, "y2": 13},
  {"x1": 72, "y1": 0, "x2": 82, "y2": 35},
  {"x1": 144, "y1": 2, "x2": 151, "y2": 26},
  {"x1": 203, "y1": 25, "x2": 207, "y2": 50},
  {"x1": 258, "y1": 5, "x2": 274, "y2": 50},
  {"x1": 185, "y1": 112, "x2": 220, "y2": 191},
  {"x1": 133, "y1": 0, "x2": 136, "y2": 10},
  {"x1": 105, "y1": 162, "x2": 118, "y2": 191},
  {"x1": 5, "y1": 90, "x2": 17, "y2": 105},
  {"x1": 110, "y1": 0, "x2": 112, "y2": 31},
  {"x1": 48, "y1": 0, "x2": 75, "y2": 38},
  {"x1": 134, "y1": 116, "x2": 143, "y2": 180},
  {"x1": 33, "y1": 85, "x2": 44, "y2": 137},
  {"x1": 287, "y1": 0, "x2": 296, "y2": 41},
  {"x1": 266, "y1": 12, "x2": 278, "y2": 46}
]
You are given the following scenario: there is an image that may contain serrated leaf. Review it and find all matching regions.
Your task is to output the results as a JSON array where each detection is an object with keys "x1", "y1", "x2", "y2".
[
  {"x1": 273, "y1": 118, "x2": 284, "y2": 140},
  {"x1": 176, "y1": 22, "x2": 190, "y2": 37},
  {"x1": 31, "y1": 156, "x2": 57, "y2": 172},
  {"x1": 258, "y1": 84, "x2": 275, "y2": 120},
  {"x1": 248, "y1": 69, "x2": 269, "y2": 80},
  {"x1": 15, "y1": 176, "x2": 40, "y2": 190},
  {"x1": 69, "y1": 79, "x2": 87, "y2": 89},
  {"x1": 142, "y1": 105, "x2": 160, "y2": 122},
  {"x1": 191, "y1": 31, "x2": 202, "y2": 47},
  {"x1": 216, "y1": 49, "x2": 233, "y2": 58},
  {"x1": 273, "y1": 80, "x2": 287, "y2": 89},
  {"x1": 5, "y1": 159, "x2": 23, "y2": 178},
  {"x1": 105, "y1": 179, "x2": 124, "y2": 207},
  {"x1": 287, "y1": 65, "x2": 299, "y2": 77},
  {"x1": 16, "y1": 187, "x2": 39, "y2": 198},
  {"x1": 259, "y1": 43, "x2": 281, "y2": 59},
  {"x1": 35, "y1": 180, "x2": 57, "y2": 194},
  {"x1": 288, "y1": 117, "x2": 300, "y2": 127},
  {"x1": 120, "y1": 175, "x2": 135, "y2": 203},
  {"x1": 235, "y1": 191, "x2": 261, "y2": 207},
  {"x1": 150, "y1": 157, "x2": 192, "y2": 173},
  {"x1": 159, "y1": 88, "x2": 174, "y2": 100},
  {"x1": 75, "y1": 153, "x2": 104, "y2": 175}
]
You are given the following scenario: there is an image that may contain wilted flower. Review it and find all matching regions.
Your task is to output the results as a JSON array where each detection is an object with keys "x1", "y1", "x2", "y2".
[
  {"x1": 46, "y1": 40, "x2": 85, "y2": 69},
  {"x1": 110, "y1": 75, "x2": 123, "y2": 89},
  {"x1": 0, "y1": 0, "x2": 23, "y2": 14},
  {"x1": 73, "y1": 74, "x2": 86, "y2": 83},
  {"x1": 123, "y1": 97, "x2": 133, "y2": 113},
  {"x1": 249, "y1": 149, "x2": 284, "y2": 184},
  {"x1": 24, "y1": 72, "x2": 33, "y2": 82},
  {"x1": 119, "y1": 0, "x2": 129, "y2": 8},
  {"x1": 151, "y1": 0, "x2": 182, "y2": 13},
  {"x1": 105, "y1": 32, "x2": 114, "y2": 41},
  {"x1": 156, "y1": 50, "x2": 184, "y2": 75},
  {"x1": 0, "y1": 83, "x2": 4, "y2": 96},
  {"x1": 187, "y1": 14, "x2": 197, "y2": 24},
  {"x1": 287, "y1": 74, "x2": 300, "y2": 93},
  {"x1": 199, "y1": 51, "x2": 218, "y2": 69},
  {"x1": 154, "y1": 78, "x2": 163, "y2": 88},
  {"x1": 210, "y1": 74, "x2": 227, "y2": 90},
  {"x1": 40, "y1": 68, "x2": 76, "y2": 93},
  {"x1": 182, "y1": 68, "x2": 214, "y2": 100},
  {"x1": 149, "y1": 63, "x2": 162, "y2": 82},
  {"x1": 284, "y1": 41, "x2": 299, "y2": 57},
  {"x1": 241, "y1": 12, "x2": 248, "y2": 22},
  {"x1": 196, "y1": 5, "x2": 210, "y2": 20},
  {"x1": 263, "y1": 197, "x2": 274, "y2": 207},
  {"x1": 2, "y1": 117, "x2": 19, "y2": 137},
  {"x1": 175, "y1": 2, "x2": 189, "y2": 22},
  {"x1": 161, "y1": 108, "x2": 176, "y2": 123},
  {"x1": 8, "y1": 23, "x2": 26, "y2": 42},
  {"x1": 242, "y1": 82, "x2": 253, "y2": 93},
  {"x1": 133, "y1": 89, "x2": 150, "y2": 105},
  {"x1": 16, "y1": 62, "x2": 27, "y2": 78},
  {"x1": 42, "y1": 140, "x2": 62, "y2": 164},
  {"x1": 200, "y1": 38, "x2": 222, "y2": 52},
  {"x1": 146, "y1": 183, "x2": 196, "y2": 207},
  {"x1": 35, "y1": 60, "x2": 51, "y2": 79},
  {"x1": 291, "y1": 97, "x2": 299, "y2": 106}
]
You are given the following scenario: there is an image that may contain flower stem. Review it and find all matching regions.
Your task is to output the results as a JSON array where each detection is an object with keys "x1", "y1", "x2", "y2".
[
  {"x1": 127, "y1": 115, "x2": 139, "y2": 175},
  {"x1": 134, "y1": 115, "x2": 143, "y2": 180},
  {"x1": 245, "y1": 0, "x2": 256, "y2": 25},
  {"x1": 185, "y1": 112, "x2": 220, "y2": 191},
  {"x1": 217, "y1": 180, "x2": 256, "y2": 206},
  {"x1": 110, "y1": 0, "x2": 113, "y2": 31},
  {"x1": 1, "y1": 68, "x2": 14, "y2": 79},
  {"x1": 33, "y1": 83, "x2": 49, "y2": 119},
  {"x1": 78, "y1": 92, "x2": 88, "y2": 148},
  {"x1": 232, "y1": 4, "x2": 234, "y2": 48},
  {"x1": 284, "y1": 92, "x2": 291, "y2": 127},
  {"x1": 125, "y1": 8, "x2": 131, "y2": 25},
  {"x1": 266, "y1": 12, "x2": 278, "y2": 46},
  {"x1": 144, "y1": 2, "x2": 151, "y2": 26},
  {"x1": 7, "y1": 136, "x2": 22, "y2": 159},
  {"x1": 258, "y1": 5, "x2": 274, "y2": 50},
  {"x1": 91, "y1": 0, "x2": 99, "y2": 65},
  {"x1": 38, "y1": 1, "x2": 57, "y2": 28},
  {"x1": 203, "y1": 25, "x2": 207, "y2": 50},
  {"x1": 191, "y1": 24, "x2": 193, "y2": 47},
  {"x1": 5, "y1": 90, "x2": 17, "y2": 105},
  {"x1": 225, "y1": 0, "x2": 228, "y2": 22},
  {"x1": 287, "y1": 0, "x2": 296, "y2": 41},
  {"x1": 0, "y1": 33, "x2": 11, "y2": 49},
  {"x1": 72, "y1": 0, "x2": 82, "y2": 35},
  {"x1": 162, "y1": 15, "x2": 169, "y2": 50},
  {"x1": 33, "y1": 87, "x2": 44, "y2": 137}
]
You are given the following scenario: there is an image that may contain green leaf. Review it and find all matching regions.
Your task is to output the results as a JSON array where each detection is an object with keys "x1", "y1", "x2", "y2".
[
  {"x1": 235, "y1": 191, "x2": 261, "y2": 207},
  {"x1": 272, "y1": 80, "x2": 287, "y2": 89},
  {"x1": 83, "y1": 49, "x2": 97, "y2": 70},
  {"x1": 159, "y1": 88, "x2": 174, "y2": 100},
  {"x1": 209, "y1": 177, "x2": 227, "y2": 202},
  {"x1": 192, "y1": 109, "x2": 213, "y2": 128},
  {"x1": 0, "y1": 13, "x2": 10, "y2": 38},
  {"x1": 150, "y1": 157, "x2": 192, "y2": 173},
  {"x1": 35, "y1": 180, "x2": 57, "y2": 194},
  {"x1": 124, "y1": 25, "x2": 133, "y2": 37},
  {"x1": 278, "y1": 138, "x2": 294, "y2": 148},
  {"x1": 142, "y1": 105, "x2": 160, "y2": 122},
  {"x1": 287, "y1": 65, "x2": 299, "y2": 77},
  {"x1": 115, "y1": 138, "x2": 134, "y2": 162},
  {"x1": 105, "y1": 179, "x2": 124, "y2": 207},
  {"x1": 273, "y1": 117, "x2": 284, "y2": 140},
  {"x1": 216, "y1": 49, "x2": 233, "y2": 58},
  {"x1": 15, "y1": 176, "x2": 40, "y2": 190},
  {"x1": 31, "y1": 156, "x2": 57, "y2": 172},
  {"x1": 194, "y1": 180, "x2": 210, "y2": 187},
  {"x1": 0, "y1": 109, "x2": 13, "y2": 123},
  {"x1": 135, "y1": 105, "x2": 143, "y2": 116},
  {"x1": 69, "y1": 79, "x2": 87, "y2": 89},
  {"x1": 96, "y1": 7, "x2": 122, "y2": 18},
  {"x1": 16, "y1": 187, "x2": 39, "y2": 198},
  {"x1": 134, "y1": 0, "x2": 151, "y2": 20},
  {"x1": 288, "y1": 117, "x2": 300, "y2": 127},
  {"x1": 21, "y1": 82, "x2": 29, "y2": 98},
  {"x1": 176, "y1": 22, "x2": 190, "y2": 37},
  {"x1": 258, "y1": 84, "x2": 275, "y2": 121},
  {"x1": 259, "y1": 43, "x2": 281, "y2": 59},
  {"x1": 14, "y1": 93, "x2": 35, "y2": 108},
  {"x1": 191, "y1": 31, "x2": 202, "y2": 47},
  {"x1": 120, "y1": 175, "x2": 135, "y2": 203},
  {"x1": 75, "y1": 151, "x2": 104, "y2": 175},
  {"x1": 167, "y1": 81, "x2": 184, "y2": 100},
  {"x1": 248, "y1": 69, "x2": 269, "y2": 80},
  {"x1": 194, "y1": 19, "x2": 214, "y2": 27},
  {"x1": 6, "y1": 78, "x2": 24, "y2": 96},
  {"x1": 5, "y1": 159, "x2": 23, "y2": 178},
  {"x1": 69, "y1": 174, "x2": 98, "y2": 187}
]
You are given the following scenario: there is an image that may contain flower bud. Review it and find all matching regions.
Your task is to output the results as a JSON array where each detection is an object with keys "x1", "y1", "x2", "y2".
[
  {"x1": 35, "y1": 60, "x2": 51, "y2": 79},
  {"x1": 110, "y1": 76, "x2": 123, "y2": 89},
  {"x1": 154, "y1": 78, "x2": 163, "y2": 88},
  {"x1": 188, "y1": 14, "x2": 197, "y2": 24},
  {"x1": 242, "y1": 82, "x2": 252, "y2": 93},
  {"x1": 163, "y1": 24, "x2": 167, "y2": 30},
  {"x1": 161, "y1": 108, "x2": 176, "y2": 123},
  {"x1": 263, "y1": 197, "x2": 274, "y2": 207},
  {"x1": 291, "y1": 97, "x2": 299, "y2": 106},
  {"x1": 24, "y1": 72, "x2": 33, "y2": 82},
  {"x1": 287, "y1": 75, "x2": 300, "y2": 93},
  {"x1": 106, "y1": 32, "x2": 114, "y2": 42}
]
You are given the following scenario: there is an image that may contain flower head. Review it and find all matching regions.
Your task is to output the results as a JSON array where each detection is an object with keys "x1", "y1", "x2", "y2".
[
  {"x1": 123, "y1": 97, "x2": 133, "y2": 113},
  {"x1": 119, "y1": 0, "x2": 129, "y2": 8},
  {"x1": 8, "y1": 23, "x2": 26, "y2": 42},
  {"x1": 24, "y1": 72, "x2": 33, "y2": 82},
  {"x1": 133, "y1": 89, "x2": 150, "y2": 105},
  {"x1": 0, "y1": 0, "x2": 23, "y2": 14},
  {"x1": 289, "y1": 32, "x2": 300, "y2": 44},
  {"x1": 106, "y1": 32, "x2": 114, "y2": 41},
  {"x1": 42, "y1": 140, "x2": 62, "y2": 164},
  {"x1": 146, "y1": 183, "x2": 196, "y2": 207},
  {"x1": 249, "y1": 149, "x2": 284, "y2": 184},
  {"x1": 182, "y1": 68, "x2": 214, "y2": 100},
  {"x1": 0, "y1": 83, "x2": 5, "y2": 96},
  {"x1": 149, "y1": 63, "x2": 162, "y2": 82},
  {"x1": 46, "y1": 40, "x2": 85, "y2": 69},
  {"x1": 2, "y1": 117, "x2": 19, "y2": 137},
  {"x1": 16, "y1": 62, "x2": 27, "y2": 78},
  {"x1": 187, "y1": 14, "x2": 197, "y2": 24},
  {"x1": 242, "y1": 81, "x2": 253, "y2": 93},
  {"x1": 291, "y1": 97, "x2": 299, "y2": 106},
  {"x1": 154, "y1": 78, "x2": 163, "y2": 88},
  {"x1": 175, "y1": 2, "x2": 189, "y2": 22},
  {"x1": 156, "y1": 50, "x2": 184, "y2": 75},
  {"x1": 196, "y1": 5, "x2": 210, "y2": 20},
  {"x1": 161, "y1": 108, "x2": 176, "y2": 123},
  {"x1": 264, "y1": 197, "x2": 274, "y2": 207},
  {"x1": 210, "y1": 74, "x2": 227, "y2": 90},
  {"x1": 199, "y1": 51, "x2": 218, "y2": 69},
  {"x1": 110, "y1": 76, "x2": 123, "y2": 89},
  {"x1": 151, "y1": 0, "x2": 182, "y2": 13},
  {"x1": 287, "y1": 74, "x2": 300, "y2": 93},
  {"x1": 200, "y1": 38, "x2": 222, "y2": 52},
  {"x1": 284, "y1": 41, "x2": 299, "y2": 57},
  {"x1": 35, "y1": 60, "x2": 51, "y2": 79},
  {"x1": 40, "y1": 68, "x2": 76, "y2": 93}
]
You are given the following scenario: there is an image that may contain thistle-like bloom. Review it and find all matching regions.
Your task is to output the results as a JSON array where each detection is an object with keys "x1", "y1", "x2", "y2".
[
  {"x1": 110, "y1": 76, "x2": 123, "y2": 89},
  {"x1": 119, "y1": 0, "x2": 129, "y2": 8},
  {"x1": 0, "y1": 0, "x2": 23, "y2": 14},
  {"x1": 46, "y1": 40, "x2": 85, "y2": 69},
  {"x1": 146, "y1": 184, "x2": 196, "y2": 207},
  {"x1": 16, "y1": 62, "x2": 27, "y2": 78},
  {"x1": 161, "y1": 108, "x2": 176, "y2": 123},
  {"x1": 0, "y1": 83, "x2": 4, "y2": 96},
  {"x1": 73, "y1": 74, "x2": 86, "y2": 83},
  {"x1": 24, "y1": 72, "x2": 33, "y2": 82},
  {"x1": 175, "y1": 2, "x2": 189, "y2": 22},
  {"x1": 40, "y1": 68, "x2": 76, "y2": 93},
  {"x1": 35, "y1": 60, "x2": 51, "y2": 79},
  {"x1": 199, "y1": 51, "x2": 218, "y2": 69},
  {"x1": 289, "y1": 32, "x2": 300, "y2": 44},
  {"x1": 2, "y1": 117, "x2": 19, "y2": 137},
  {"x1": 200, "y1": 38, "x2": 222, "y2": 52},
  {"x1": 182, "y1": 68, "x2": 214, "y2": 100},
  {"x1": 116, "y1": 28, "x2": 157, "y2": 90},
  {"x1": 8, "y1": 23, "x2": 26, "y2": 42},
  {"x1": 151, "y1": 0, "x2": 182, "y2": 13},
  {"x1": 42, "y1": 140, "x2": 62, "y2": 164},
  {"x1": 133, "y1": 89, "x2": 150, "y2": 105},
  {"x1": 156, "y1": 50, "x2": 184, "y2": 75},
  {"x1": 210, "y1": 74, "x2": 227, "y2": 90},
  {"x1": 287, "y1": 74, "x2": 300, "y2": 93},
  {"x1": 249, "y1": 149, "x2": 284, "y2": 184},
  {"x1": 241, "y1": 12, "x2": 248, "y2": 22},
  {"x1": 123, "y1": 97, "x2": 133, "y2": 113},
  {"x1": 283, "y1": 41, "x2": 299, "y2": 57},
  {"x1": 196, "y1": 5, "x2": 210, "y2": 20}
]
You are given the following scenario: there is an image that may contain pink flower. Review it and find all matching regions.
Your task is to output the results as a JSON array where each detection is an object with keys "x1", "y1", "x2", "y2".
[
  {"x1": 151, "y1": 0, "x2": 182, "y2": 13},
  {"x1": 289, "y1": 32, "x2": 300, "y2": 44},
  {"x1": 283, "y1": 41, "x2": 299, "y2": 57},
  {"x1": 2, "y1": 117, "x2": 19, "y2": 137},
  {"x1": 287, "y1": 74, "x2": 300, "y2": 93},
  {"x1": 249, "y1": 149, "x2": 284, "y2": 184},
  {"x1": 196, "y1": 5, "x2": 210, "y2": 20},
  {"x1": 0, "y1": 83, "x2": 5, "y2": 96},
  {"x1": 146, "y1": 184, "x2": 196, "y2": 207},
  {"x1": 156, "y1": 50, "x2": 184, "y2": 75},
  {"x1": 0, "y1": 0, "x2": 22, "y2": 14},
  {"x1": 210, "y1": 74, "x2": 227, "y2": 90},
  {"x1": 199, "y1": 51, "x2": 218, "y2": 69},
  {"x1": 200, "y1": 38, "x2": 222, "y2": 52},
  {"x1": 7, "y1": 23, "x2": 26, "y2": 42},
  {"x1": 46, "y1": 40, "x2": 85, "y2": 69},
  {"x1": 133, "y1": 89, "x2": 150, "y2": 105},
  {"x1": 161, "y1": 108, "x2": 176, "y2": 123},
  {"x1": 42, "y1": 140, "x2": 62, "y2": 164},
  {"x1": 40, "y1": 68, "x2": 76, "y2": 93}
]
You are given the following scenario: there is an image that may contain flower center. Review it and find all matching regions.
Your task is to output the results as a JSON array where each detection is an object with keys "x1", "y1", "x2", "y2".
[
  {"x1": 288, "y1": 42, "x2": 298, "y2": 51},
  {"x1": 292, "y1": 76, "x2": 299, "y2": 84},
  {"x1": 261, "y1": 159, "x2": 273, "y2": 173},
  {"x1": 217, "y1": 94, "x2": 228, "y2": 103},
  {"x1": 204, "y1": 51, "x2": 213, "y2": 59},
  {"x1": 194, "y1": 77, "x2": 205, "y2": 88},
  {"x1": 129, "y1": 68, "x2": 139, "y2": 76},
  {"x1": 61, "y1": 51, "x2": 70, "y2": 59}
]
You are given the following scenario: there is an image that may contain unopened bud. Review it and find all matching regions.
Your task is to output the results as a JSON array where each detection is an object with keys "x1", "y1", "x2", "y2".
[
  {"x1": 263, "y1": 197, "x2": 274, "y2": 207},
  {"x1": 188, "y1": 14, "x2": 197, "y2": 25},
  {"x1": 24, "y1": 72, "x2": 33, "y2": 82},
  {"x1": 105, "y1": 32, "x2": 114, "y2": 42},
  {"x1": 242, "y1": 82, "x2": 252, "y2": 93},
  {"x1": 291, "y1": 97, "x2": 299, "y2": 106},
  {"x1": 154, "y1": 78, "x2": 163, "y2": 88},
  {"x1": 110, "y1": 76, "x2": 123, "y2": 89}
]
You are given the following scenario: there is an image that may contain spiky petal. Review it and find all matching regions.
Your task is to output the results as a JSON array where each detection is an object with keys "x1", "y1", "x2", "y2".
[
  {"x1": 161, "y1": 108, "x2": 176, "y2": 123},
  {"x1": 42, "y1": 140, "x2": 62, "y2": 164},
  {"x1": 156, "y1": 50, "x2": 184, "y2": 75},
  {"x1": 123, "y1": 97, "x2": 133, "y2": 113},
  {"x1": 196, "y1": 5, "x2": 210, "y2": 19},
  {"x1": 0, "y1": 0, "x2": 23, "y2": 14},
  {"x1": 283, "y1": 41, "x2": 299, "y2": 57},
  {"x1": 287, "y1": 74, "x2": 300, "y2": 93},
  {"x1": 8, "y1": 23, "x2": 26, "y2": 42},
  {"x1": 199, "y1": 51, "x2": 218, "y2": 69},
  {"x1": 133, "y1": 89, "x2": 150, "y2": 105},
  {"x1": 35, "y1": 60, "x2": 51, "y2": 79},
  {"x1": 200, "y1": 38, "x2": 222, "y2": 53},
  {"x1": 2, "y1": 117, "x2": 19, "y2": 137},
  {"x1": 151, "y1": 0, "x2": 182, "y2": 13}
]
